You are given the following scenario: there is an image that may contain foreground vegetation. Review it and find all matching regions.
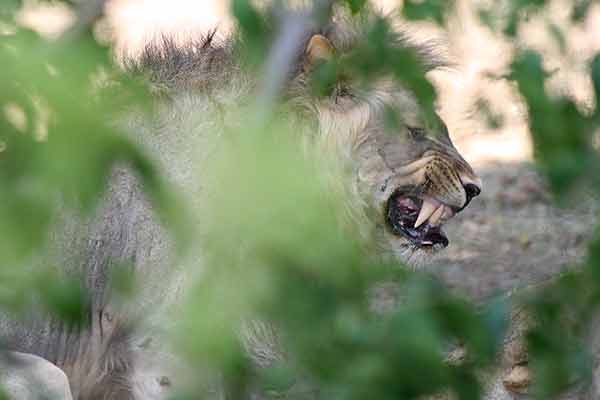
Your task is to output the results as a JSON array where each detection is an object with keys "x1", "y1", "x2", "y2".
[{"x1": 1, "y1": 0, "x2": 600, "y2": 398}]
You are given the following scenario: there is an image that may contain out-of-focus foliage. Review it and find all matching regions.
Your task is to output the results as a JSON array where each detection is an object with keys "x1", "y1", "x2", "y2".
[
  {"x1": 310, "y1": 15, "x2": 440, "y2": 132},
  {"x1": 1, "y1": 1, "x2": 600, "y2": 400},
  {"x1": 402, "y1": 0, "x2": 454, "y2": 26},
  {"x1": 175, "y1": 119, "x2": 507, "y2": 398},
  {"x1": 495, "y1": 5, "x2": 600, "y2": 400},
  {"x1": 0, "y1": 2, "x2": 184, "y2": 320},
  {"x1": 507, "y1": 47, "x2": 600, "y2": 400},
  {"x1": 510, "y1": 51, "x2": 599, "y2": 195},
  {"x1": 476, "y1": 0, "x2": 548, "y2": 36}
]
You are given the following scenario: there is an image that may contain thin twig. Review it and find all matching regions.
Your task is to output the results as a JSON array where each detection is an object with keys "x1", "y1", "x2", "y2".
[{"x1": 255, "y1": 0, "x2": 335, "y2": 121}]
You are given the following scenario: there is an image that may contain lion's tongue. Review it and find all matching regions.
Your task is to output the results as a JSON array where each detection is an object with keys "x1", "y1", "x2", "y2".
[{"x1": 397, "y1": 196, "x2": 419, "y2": 212}]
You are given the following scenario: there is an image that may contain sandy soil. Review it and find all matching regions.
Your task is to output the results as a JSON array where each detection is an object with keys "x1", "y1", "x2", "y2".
[{"x1": 427, "y1": 161, "x2": 598, "y2": 301}]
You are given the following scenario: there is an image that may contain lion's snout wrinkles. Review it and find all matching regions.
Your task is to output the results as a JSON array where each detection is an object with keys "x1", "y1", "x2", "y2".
[{"x1": 421, "y1": 155, "x2": 481, "y2": 210}]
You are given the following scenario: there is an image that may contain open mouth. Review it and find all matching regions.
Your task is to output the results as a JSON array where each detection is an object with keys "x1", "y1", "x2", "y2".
[{"x1": 386, "y1": 190, "x2": 456, "y2": 249}]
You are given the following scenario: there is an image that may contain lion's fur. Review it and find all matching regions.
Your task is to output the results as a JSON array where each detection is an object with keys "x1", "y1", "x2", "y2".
[
  {"x1": 0, "y1": 5, "x2": 480, "y2": 400},
  {"x1": 115, "y1": 8, "x2": 472, "y2": 394}
]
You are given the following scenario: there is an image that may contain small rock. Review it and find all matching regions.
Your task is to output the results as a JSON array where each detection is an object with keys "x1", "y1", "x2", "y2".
[{"x1": 502, "y1": 365, "x2": 531, "y2": 394}]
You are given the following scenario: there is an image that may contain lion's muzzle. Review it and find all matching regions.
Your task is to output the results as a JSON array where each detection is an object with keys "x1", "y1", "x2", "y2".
[{"x1": 384, "y1": 154, "x2": 482, "y2": 250}]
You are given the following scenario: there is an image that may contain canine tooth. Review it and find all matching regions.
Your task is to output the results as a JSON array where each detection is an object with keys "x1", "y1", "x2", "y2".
[
  {"x1": 429, "y1": 205, "x2": 445, "y2": 226},
  {"x1": 414, "y1": 199, "x2": 438, "y2": 228},
  {"x1": 442, "y1": 206, "x2": 454, "y2": 221}
]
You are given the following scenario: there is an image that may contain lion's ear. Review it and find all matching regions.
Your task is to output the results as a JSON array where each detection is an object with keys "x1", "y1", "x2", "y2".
[{"x1": 304, "y1": 34, "x2": 334, "y2": 71}]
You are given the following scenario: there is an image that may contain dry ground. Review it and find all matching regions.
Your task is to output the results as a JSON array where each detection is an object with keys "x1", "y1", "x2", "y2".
[{"x1": 429, "y1": 161, "x2": 598, "y2": 301}]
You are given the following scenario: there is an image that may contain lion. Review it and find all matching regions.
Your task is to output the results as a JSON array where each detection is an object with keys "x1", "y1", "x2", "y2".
[
  {"x1": 128, "y1": 10, "x2": 482, "y2": 266},
  {"x1": 0, "y1": 5, "x2": 485, "y2": 400}
]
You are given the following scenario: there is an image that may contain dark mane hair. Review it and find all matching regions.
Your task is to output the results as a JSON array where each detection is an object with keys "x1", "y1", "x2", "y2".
[
  {"x1": 79, "y1": 322, "x2": 135, "y2": 400},
  {"x1": 124, "y1": 31, "x2": 238, "y2": 93},
  {"x1": 124, "y1": 7, "x2": 446, "y2": 95}
]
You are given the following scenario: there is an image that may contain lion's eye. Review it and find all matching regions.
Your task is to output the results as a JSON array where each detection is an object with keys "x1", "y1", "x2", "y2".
[{"x1": 406, "y1": 126, "x2": 426, "y2": 139}]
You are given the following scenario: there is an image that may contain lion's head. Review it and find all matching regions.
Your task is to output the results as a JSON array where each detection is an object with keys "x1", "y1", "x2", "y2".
[
  {"x1": 129, "y1": 7, "x2": 481, "y2": 266},
  {"x1": 288, "y1": 15, "x2": 482, "y2": 265}
]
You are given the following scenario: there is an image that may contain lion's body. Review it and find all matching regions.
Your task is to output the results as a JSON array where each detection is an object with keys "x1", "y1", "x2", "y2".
[{"x1": 0, "y1": 6, "x2": 488, "y2": 399}]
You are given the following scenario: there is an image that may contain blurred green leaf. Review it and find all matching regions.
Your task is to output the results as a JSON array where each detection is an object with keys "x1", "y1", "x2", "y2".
[
  {"x1": 547, "y1": 22, "x2": 567, "y2": 54},
  {"x1": 40, "y1": 273, "x2": 89, "y2": 326},
  {"x1": 232, "y1": 0, "x2": 263, "y2": 34},
  {"x1": 232, "y1": 0, "x2": 269, "y2": 67},
  {"x1": 403, "y1": 0, "x2": 453, "y2": 25},
  {"x1": 0, "y1": 2, "x2": 599, "y2": 400},
  {"x1": 476, "y1": 7, "x2": 499, "y2": 32},
  {"x1": 259, "y1": 363, "x2": 297, "y2": 393},
  {"x1": 476, "y1": 98, "x2": 505, "y2": 130},
  {"x1": 591, "y1": 54, "x2": 600, "y2": 120},
  {"x1": 109, "y1": 264, "x2": 136, "y2": 298},
  {"x1": 310, "y1": 58, "x2": 341, "y2": 97},
  {"x1": 0, "y1": 0, "x2": 21, "y2": 21},
  {"x1": 572, "y1": 0, "x2": 593, "y2": 22},
  {"x1": 510, "y1": 51, "x2": 595, "y2": 195},
  {"x1": 342, "y1": 17, "x2": 439, "y2": 132},
  {"x1": 345, "y1": 0, "x2": 367, "y2": 14}
]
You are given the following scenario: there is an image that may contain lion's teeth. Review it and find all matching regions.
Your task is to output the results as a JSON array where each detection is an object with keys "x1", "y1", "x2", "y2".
[
  {"x1": 441, "y1": 206, "x2": 454, "y2": 222},
  {"x1": 429, "y1": 205, "x2": 445, "y2": 226},
  {"x1": 414, "y1": 199, "x2": 438, "y2": 228}
]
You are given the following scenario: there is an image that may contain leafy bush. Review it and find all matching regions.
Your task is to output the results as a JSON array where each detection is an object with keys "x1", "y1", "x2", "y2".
[{"x1": 1, "y1": 1, "x2": 599, "y2": 399}]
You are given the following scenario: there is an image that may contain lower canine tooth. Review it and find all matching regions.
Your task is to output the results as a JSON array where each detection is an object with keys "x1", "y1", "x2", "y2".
[
  {"x1": 441, "y1": 206, "x2": 453, "y2": 222},
  {"x1": 429, "y1": 205, "x2": 445, "y2": 226},
  {"x1": 414, "y1": 199, "x2": 438, "y2": 228}
]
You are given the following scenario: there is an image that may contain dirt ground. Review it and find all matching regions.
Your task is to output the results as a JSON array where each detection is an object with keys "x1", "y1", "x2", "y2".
[{"x1": 427, "y1": 161, "x2": 599, "y2": 302}]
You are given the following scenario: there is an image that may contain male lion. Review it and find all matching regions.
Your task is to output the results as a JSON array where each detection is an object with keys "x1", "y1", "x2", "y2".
[
  {"x1": 0, "y1": 5, "x2": 483, "y2": 400},
  {"x1": 129, "y1": 10, "x2": 482, "y2": 266}
]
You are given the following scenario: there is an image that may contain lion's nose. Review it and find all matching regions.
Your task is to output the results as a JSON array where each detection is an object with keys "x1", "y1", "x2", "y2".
[
  {"x1": 464, "y1": 183, "x2": 481, "y2": 202},
  {"x1": 457, "y1": 176, "x2": 482, "y2": 212}
]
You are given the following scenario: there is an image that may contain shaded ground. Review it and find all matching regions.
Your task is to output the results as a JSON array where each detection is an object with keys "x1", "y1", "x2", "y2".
[{"x1": 427, "y1": 161, "x2": 598, "y2": 301}]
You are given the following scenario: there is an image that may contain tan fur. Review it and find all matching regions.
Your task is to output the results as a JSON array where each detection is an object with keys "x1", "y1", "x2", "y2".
[
  {"x1": 0, "y1": 7, "x2": 483, "y2": 400},
  {"x1": 109, "y1": 8, "x2": 483, "y2": 396}
]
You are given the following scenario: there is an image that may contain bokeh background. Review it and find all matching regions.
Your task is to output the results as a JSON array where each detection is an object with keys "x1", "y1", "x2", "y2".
[
  {"x1": 16, "y1": 0, "x2": 598, "y2": 300},
  {"x1": 16, "y1": 0, "x2": 600, "y2": 165},
  {"x1": 4, "y1": 1, "x2": 600, "y2": 398}
]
